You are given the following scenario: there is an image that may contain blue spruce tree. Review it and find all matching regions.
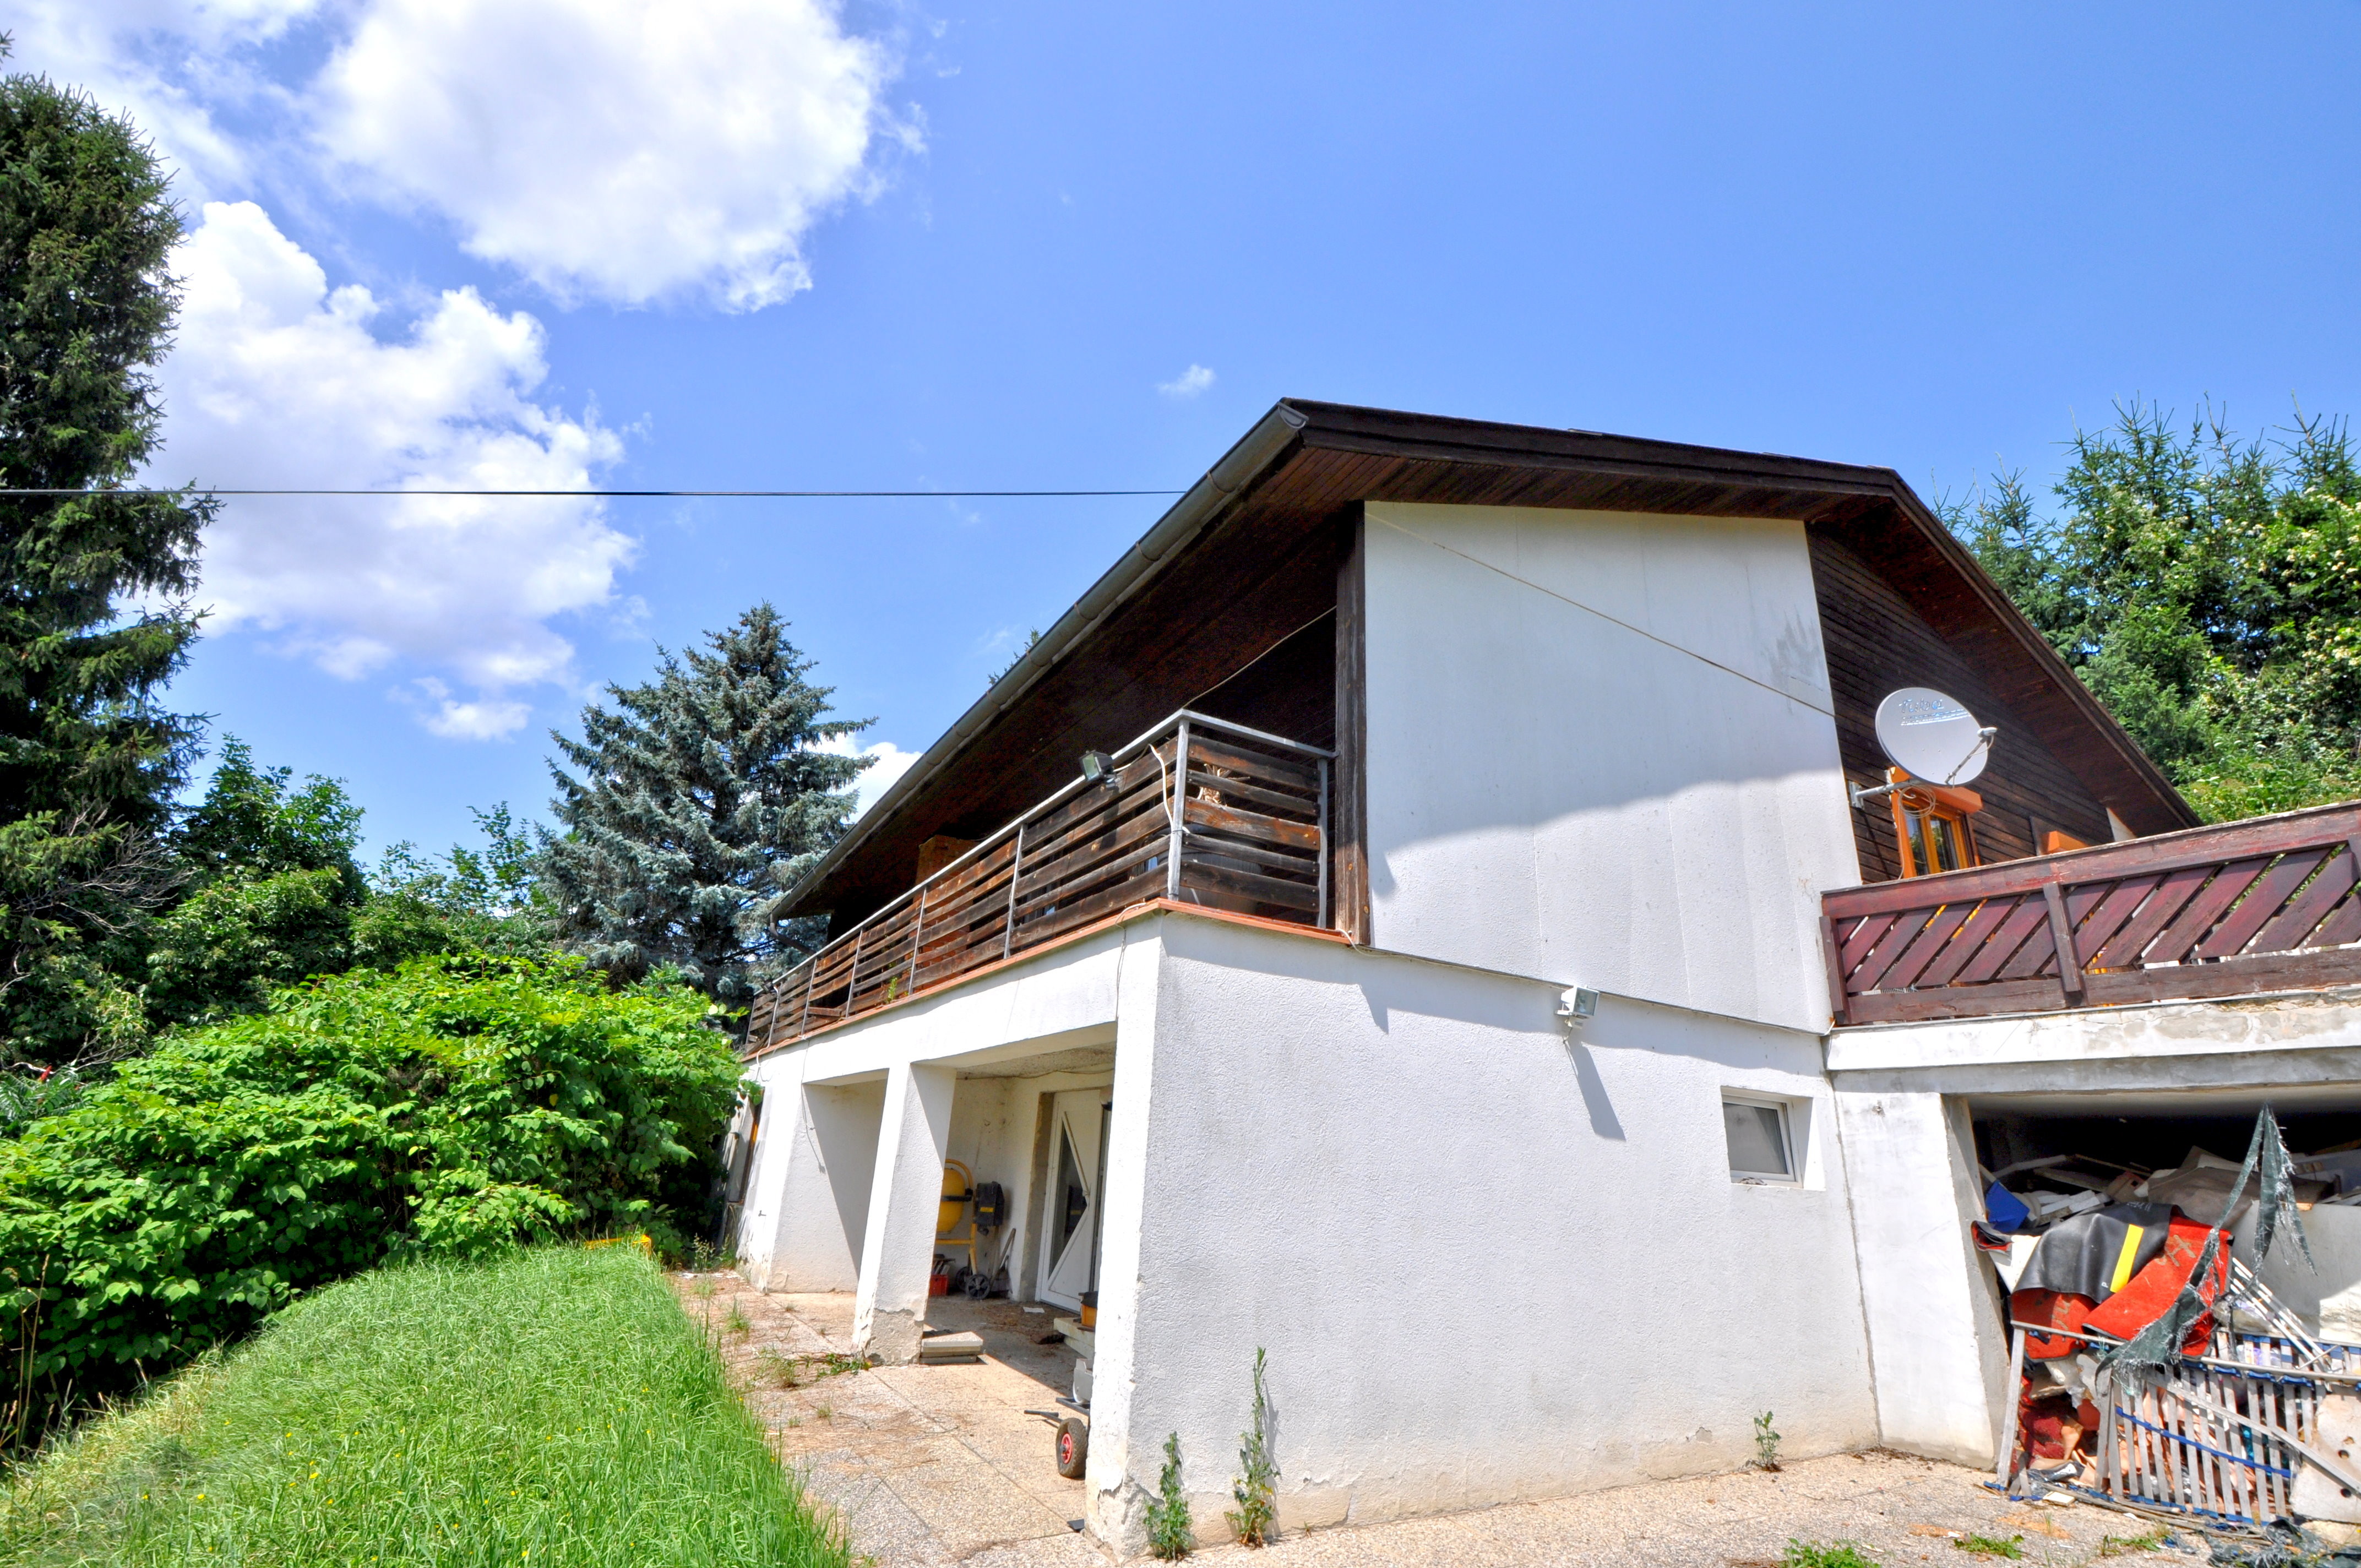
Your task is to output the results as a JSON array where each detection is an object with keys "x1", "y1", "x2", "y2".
[{"x1": 543, "y1": 604, "x2": 868, "y2": 1008}]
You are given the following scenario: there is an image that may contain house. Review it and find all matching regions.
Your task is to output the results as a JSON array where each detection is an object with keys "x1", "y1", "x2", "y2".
[{"x1": 729, "y1": 400, "x2": 2361, "y2": 1552}]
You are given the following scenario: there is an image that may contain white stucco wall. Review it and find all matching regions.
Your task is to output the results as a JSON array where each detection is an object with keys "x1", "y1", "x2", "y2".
[
  {"x1": 1086, "y1": 913, "x2": 1877, "y2": 1548},
  {"x1": 1831, "y1": 1089, "x2": 2006, "y2": 1465},
  {"x1": 1359, "y1": 500, "x2": 1859, "y2": 1036}
]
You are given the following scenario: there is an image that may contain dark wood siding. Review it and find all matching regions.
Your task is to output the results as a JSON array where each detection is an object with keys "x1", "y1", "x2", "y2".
[{"x1": 1811, "y1": 531, "x2": 2113, "y2": 884}]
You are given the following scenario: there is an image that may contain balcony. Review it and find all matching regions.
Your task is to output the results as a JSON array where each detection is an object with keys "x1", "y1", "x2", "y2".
[
  {"x1": 1824, "y1": 800, "x2": 2361, "y2": 1025},
  {"x1": 746, "y1": 710, "x2": 1334, "y2": 1051}
]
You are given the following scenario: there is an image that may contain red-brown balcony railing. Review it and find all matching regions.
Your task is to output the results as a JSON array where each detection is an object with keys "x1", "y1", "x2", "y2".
[
  {"x1": 1824, "y1": 801, "x2": 2361, "y2": 1025},
  {"x1": 744, "y1": 709, "x2": 1331, "y2": 1052}
]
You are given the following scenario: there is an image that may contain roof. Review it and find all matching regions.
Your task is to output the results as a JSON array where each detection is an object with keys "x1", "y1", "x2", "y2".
[{"x1": 781, "y1": 399, "x2": 2197, "y2": 922}]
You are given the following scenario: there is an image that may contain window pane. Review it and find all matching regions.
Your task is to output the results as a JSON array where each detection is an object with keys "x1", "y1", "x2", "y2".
[
  {"x1": 1051, "y1": 1125, "x2": 1087, "y2": 1268},
  {"x1": 1724, "y1": 1101, "x2": 1790, "y2": 1177}
]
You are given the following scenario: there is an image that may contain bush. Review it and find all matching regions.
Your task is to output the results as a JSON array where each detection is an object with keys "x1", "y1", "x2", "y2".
[
  {"x1": 143, "y1": 867, "x2": 354, "y2": 1028},
  {"x1": 0, "y1": 954, "x2": 742, "y2": 1441}
]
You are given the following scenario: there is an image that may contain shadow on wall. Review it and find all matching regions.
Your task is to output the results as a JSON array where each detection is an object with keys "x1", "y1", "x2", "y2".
[{"x1": 808, "y1": 1081, "x2": 887, "y2": 1273}]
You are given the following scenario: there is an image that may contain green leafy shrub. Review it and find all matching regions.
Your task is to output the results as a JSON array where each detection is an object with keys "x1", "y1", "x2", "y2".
[
  {"x1": 1225, "y1": 1348, "x2": 1276, "y2": 1548},
  {"x1": 0, "y1": 1066, "x2": 83, "y2": 1135},
  {"x1": 1147, "y1": 1431, "x2": 1193, "y2": 1559},
  {"x1": 0, "y1": 954, "x2": 742, "y2": 1441},
  {"x1": 1753, "y1": 1409, "x2": 1781, "y2": 1470},
  {"x1": 143, "y1": 867, "x2": 355, "y2": 1027}
]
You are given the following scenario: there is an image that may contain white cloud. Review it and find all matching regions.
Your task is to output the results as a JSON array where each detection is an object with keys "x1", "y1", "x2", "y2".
[
  {"x1": 6, "y1": 0, "x2": 322, "y2": 197},
  {"x1": 313, "y1": 0, "x2": 900, "y2": 308},
  {"x1": 822, "y1": 734, "x2": 922, "y2": 818},
  {"x1": 151, "y1": 200, "x2": 635, "y2": 735},
  {"x1": 1158, "y1": 364, "x2": 1215, "y2": 399}
]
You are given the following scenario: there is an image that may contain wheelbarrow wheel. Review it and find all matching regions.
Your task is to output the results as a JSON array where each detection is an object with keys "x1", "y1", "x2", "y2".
[{"x1": 1056, "y1": 1416, "x2": 1089, "y2": 1479}]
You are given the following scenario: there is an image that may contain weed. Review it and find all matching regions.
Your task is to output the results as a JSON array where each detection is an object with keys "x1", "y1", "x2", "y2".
[
  {"x1": 1783, "y1": 1542, "x2": 1880, "y2": 1568},
  {"x1": 692, "y1": 1279, "x2": 717, "y2": 1299},
  {"x1": 1952, "y1": 1534, "x2": 2024, "y2": 1560},
  {"x1": 1146, "y1": 1431, "x2": 1193, "y2": 1560},
  {"x1": 754, "y1": 1350, "x2": 864, "y2": 1390},
  {"x1": 1753, "y1": 1410, "x2": 1782, "y2": 1471},
  {"x1": 0, "y1": 1246, "x2": 845, "y2": 1566},
  {"x1": 1225, "y1": 1348, "x2": 1277, "y2": 1549},
  {"x1": 816, "y1": 1405, "x2": 833, "y2": 1421},
  {"x1": 2098, "y1": 1528, "x2": 2170, "y2": 1557},
  {"x1": 724, "y1": 1305, "x2": 752, "y2": 1336},
  {"x1": 686, "y1": 1238, "x2": 738, "y2": 1273}
]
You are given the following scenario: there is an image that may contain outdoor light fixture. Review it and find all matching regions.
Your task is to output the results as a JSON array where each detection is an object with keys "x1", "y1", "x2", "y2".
[
  {"x1": 1558, "y1": 986, "x2": 1600, "y2": 1025},
  {"x1": 1079, "y1": 750, "x2": 1118, "y2": 788}
]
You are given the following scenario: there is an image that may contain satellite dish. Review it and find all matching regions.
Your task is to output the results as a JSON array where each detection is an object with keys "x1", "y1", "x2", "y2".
[{"x1": 1874, "y1": 687, "x2": 1995, "y2": 786}]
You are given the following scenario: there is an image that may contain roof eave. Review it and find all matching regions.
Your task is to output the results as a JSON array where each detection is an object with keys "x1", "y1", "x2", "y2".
[{"x1": 777, "y1": 400, "x2": 1312, "y2": 917}]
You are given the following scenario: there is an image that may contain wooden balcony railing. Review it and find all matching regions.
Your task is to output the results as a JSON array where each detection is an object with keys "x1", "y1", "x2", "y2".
[
  {"x1": 1824, "y1": 801, "x2": 2361, "y2": 1025},
  {"x1": 744, "y1": 710, "x2": 1332, "y2": 1052}
]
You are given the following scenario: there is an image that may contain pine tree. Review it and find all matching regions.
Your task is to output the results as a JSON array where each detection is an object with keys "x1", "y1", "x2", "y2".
[
  {"x1": 0, "y1": 43, "x2": 210, "y2": 1060},
  {"x1": 542, "y1": 604, "x2": 868, "y2": 1007}
]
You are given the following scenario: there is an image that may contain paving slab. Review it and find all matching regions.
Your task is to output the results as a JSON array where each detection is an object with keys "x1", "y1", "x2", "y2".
[
  {"x1": 675, "y1": 1274, "x2": 2203, "y2": 1567},
  {"x1": 677, "y1": 1272, "x2": 1103, "y2": 1567}
]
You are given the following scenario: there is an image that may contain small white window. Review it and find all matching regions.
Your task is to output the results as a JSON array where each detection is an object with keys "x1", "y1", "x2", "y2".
[{"x1": 1723, "y1": 1093, "x2": 1796, "y2": 1184}]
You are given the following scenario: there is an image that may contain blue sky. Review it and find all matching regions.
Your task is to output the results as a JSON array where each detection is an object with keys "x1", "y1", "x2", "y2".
[{"x1": 21, "y1": 2, "x2": 2361, "y2": 861}]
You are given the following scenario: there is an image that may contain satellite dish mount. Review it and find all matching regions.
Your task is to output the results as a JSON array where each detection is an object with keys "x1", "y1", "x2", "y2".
[{"x1": 1851, "y1": 687, "x2": 1998, "y2": 811}]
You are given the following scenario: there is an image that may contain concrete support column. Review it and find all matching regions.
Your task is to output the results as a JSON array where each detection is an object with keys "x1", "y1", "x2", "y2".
[
  {"x1": 1082, "y1": 933, "x2": 1165, "y2": 1554},
  {"x1": 853, "y1": 1061, "x2": 956, "y2": 1364},
  {"x1": 1834, "y1": 1087, "x2": 2009, "y2": 1464}
]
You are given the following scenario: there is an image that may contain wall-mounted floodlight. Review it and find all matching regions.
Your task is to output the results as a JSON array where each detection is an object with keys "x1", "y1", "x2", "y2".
[
  {"x1": 1558, "y1": 986, "x2": 1600, "y2": 1025},
  {"x1": 1079, "y1": 750, "x2": 1119, "y2": 788}
]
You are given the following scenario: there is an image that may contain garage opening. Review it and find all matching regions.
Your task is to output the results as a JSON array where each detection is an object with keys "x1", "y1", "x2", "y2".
[{"x1": 1967, "y1": 1087, "x2": 2361, "y2": 1531}]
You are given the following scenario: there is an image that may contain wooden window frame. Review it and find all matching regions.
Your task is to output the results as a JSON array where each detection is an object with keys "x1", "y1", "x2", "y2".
[{"x1": 1886, "y1": 767, "x2": 1982, "y2": 879}]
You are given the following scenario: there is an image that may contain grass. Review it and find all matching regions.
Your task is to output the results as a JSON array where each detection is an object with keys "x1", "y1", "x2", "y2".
[
  {"x1": 2098, "y1": 1527, "x2": 2170, "y2": 1557},
  {"x1": 1952, "y1": 1533, "x2": 2025, "y2": 1559},
  {"x1": 0, "y1": 1245, "x2": 845, "y2": 1567},
  {"x1": 1783, "y1": 1543, "x2": 1881, "y2": 1568}
]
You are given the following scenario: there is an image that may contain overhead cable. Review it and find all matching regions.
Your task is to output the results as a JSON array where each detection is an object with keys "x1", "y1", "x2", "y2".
[{"x1": 0, "y1": 487, "x2": 1187, "y2": 499}]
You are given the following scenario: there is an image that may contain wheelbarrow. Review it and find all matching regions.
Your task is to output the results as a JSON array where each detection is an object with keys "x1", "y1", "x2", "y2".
[{"x1": 1024, "y1": 1396, "x2": 1091, "y2": 1479}]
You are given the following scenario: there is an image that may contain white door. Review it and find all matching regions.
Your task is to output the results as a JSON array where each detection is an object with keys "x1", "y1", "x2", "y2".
[{"x1": 1040, "y1": 1090, "x2": 1108, "y2": 1309}]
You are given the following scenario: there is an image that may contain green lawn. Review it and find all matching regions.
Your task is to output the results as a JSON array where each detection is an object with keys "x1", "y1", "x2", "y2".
[{"x1": 0, "y1": 1246, "x2": 845, "y2": 1567}]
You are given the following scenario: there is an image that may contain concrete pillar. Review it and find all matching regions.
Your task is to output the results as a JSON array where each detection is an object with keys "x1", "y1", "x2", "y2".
[
  {"x1": 853, "y1": 1061, "x2": 956, "y2": 1364},
  {"x1": 1834, "y1": 1087, "x2": 2009, "y2": 1464},
  {"x1": 1082, "y1": 933, "x2": 1165, "y2": 1554}
]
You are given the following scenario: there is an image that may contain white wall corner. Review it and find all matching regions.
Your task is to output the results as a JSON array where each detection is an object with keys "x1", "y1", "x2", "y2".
[
  {"x1": 1084, "y1": 925, "x2": 1165, "y2": 1555},
  {"x1": 1834, "y1": 1088, "x2": 2001, "y2": 1465}
]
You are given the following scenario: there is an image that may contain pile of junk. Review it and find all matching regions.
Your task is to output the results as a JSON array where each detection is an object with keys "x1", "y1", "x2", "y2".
[{"x1": 1977, "y1": 1109, "x2": 2361, "y2": 1547}]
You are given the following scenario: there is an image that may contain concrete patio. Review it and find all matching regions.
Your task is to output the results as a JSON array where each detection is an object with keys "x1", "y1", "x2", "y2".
[{"x1": 678, "y1": 1271, "x2": 2199, "y2": 1567}]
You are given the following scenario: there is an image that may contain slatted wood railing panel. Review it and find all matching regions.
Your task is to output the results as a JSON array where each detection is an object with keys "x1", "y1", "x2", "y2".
[
  {"x1": 744, "y1": 712, "x2": 1333, "y2": 1052},
  {"x1": 1173, "y1": 729, "x2": 1325, "y2": 919},
  {"x1": 1826, "y1": 802, "x2": 2361, "y2": 1024}
]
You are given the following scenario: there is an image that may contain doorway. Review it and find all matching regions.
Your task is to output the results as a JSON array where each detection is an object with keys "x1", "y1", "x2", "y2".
[{"x1": 1038, "y1": 1089, "x2": 1110, "y2": 1309}]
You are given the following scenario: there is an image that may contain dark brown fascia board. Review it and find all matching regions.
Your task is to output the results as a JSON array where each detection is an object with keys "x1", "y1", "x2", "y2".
[
  {"x1": 782, "y1": 399, "x2": 2196, "y2": 916},
  {"x1": 1282, "y1": 400, "x2": 1910, "y2": 500}
]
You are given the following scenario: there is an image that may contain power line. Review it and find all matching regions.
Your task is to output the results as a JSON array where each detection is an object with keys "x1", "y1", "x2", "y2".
[{"x1": 0, "y1": 486, "x2": 1186, "y2": 498}]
